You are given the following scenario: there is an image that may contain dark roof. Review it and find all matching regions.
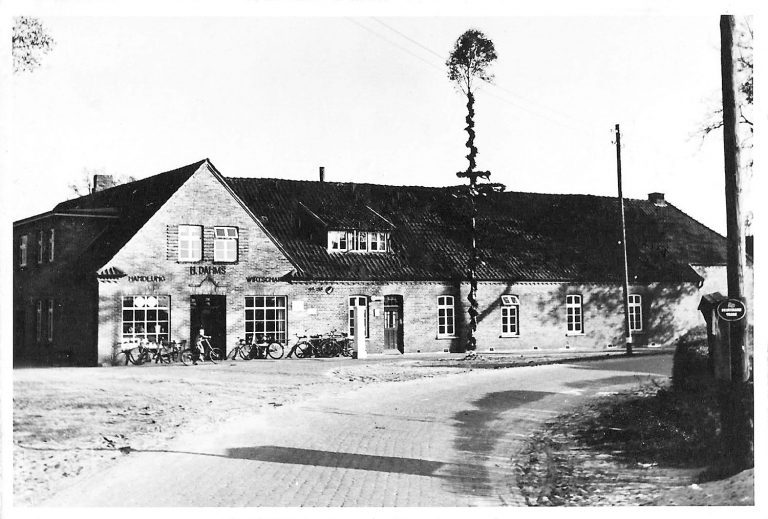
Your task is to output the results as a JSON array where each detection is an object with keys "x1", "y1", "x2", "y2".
[
  {"x1": 225, "y1": 177, "x2": 726, "y2": 283},
  {"x1": 23, "y1": 158, "x2": 726, "y2": 283},
  {"x1": 54, "y1": 160, "x2": 205, "y2": 272}
]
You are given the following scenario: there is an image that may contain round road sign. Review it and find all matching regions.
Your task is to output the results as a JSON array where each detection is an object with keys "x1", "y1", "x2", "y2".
[{"x1": 716, "y1": 299, "x2": 747, "y2": 322}]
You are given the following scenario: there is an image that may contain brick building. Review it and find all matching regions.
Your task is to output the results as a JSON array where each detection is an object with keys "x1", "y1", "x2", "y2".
[{"x1": 12, "y1": 159, "x2": 745, "y2": 366}]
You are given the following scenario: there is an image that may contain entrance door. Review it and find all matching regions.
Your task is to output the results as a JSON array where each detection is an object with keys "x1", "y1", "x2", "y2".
[
  {"x1": 384, "y1": 295, "x2": 403, "y2": 353},
  {"x1": 190, "y1": 295, "x2": 226, "y2": 355}
]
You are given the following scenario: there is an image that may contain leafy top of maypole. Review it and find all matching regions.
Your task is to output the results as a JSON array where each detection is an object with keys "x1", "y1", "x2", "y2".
[{"x1": 446, "y1": 29, "x2": 498, "y2": 94}]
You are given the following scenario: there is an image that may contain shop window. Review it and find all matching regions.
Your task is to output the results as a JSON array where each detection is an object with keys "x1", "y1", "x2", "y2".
[
  {"x1": 178, "y1": 225, "x2": 203, "y2": 262},
  {"x1": 566, "y1": 294, "x2": 583, "y2": 334},
  {"x1": 437, "y1": 296, "x2": 456, "y2": 337},
  {"x1": 37, "y1": 230, "x2": 44, "y2": 264},
  {"x1": 348, "y1": 296, "x2": 369, "y2": 337},
  {"x1": 48, "y1": 229, "x2": 55, "y2": 262},
  {"x1": 501, "y1": 295, "x2": 520, "y2": 337},
  {"x1": 122, "y1": 295, "x2": 170, "y2": 343},
  {"x1": 214, "y1": 226, "x2": 238, "y2": 262},
  {"x1": 19, "y1": 234, "x2": 28, "y2": 267},
  {"x1": 245, "y1": 296, "x2": 287, "y2": 343},
  {"x1": 628, "y1": 294, "x2": 643, "y2": 332}
]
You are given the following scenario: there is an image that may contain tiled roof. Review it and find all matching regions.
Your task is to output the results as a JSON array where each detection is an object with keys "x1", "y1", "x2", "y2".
[
  {"x1": 27, "y1": 158, "x2": 726, "y2": 283},
  {"x1": 226, "y1": 176, "x2": 725, "y2": 283},
  {"x1": 54, "y1": 160, "x2": 205, "y2": 272}
]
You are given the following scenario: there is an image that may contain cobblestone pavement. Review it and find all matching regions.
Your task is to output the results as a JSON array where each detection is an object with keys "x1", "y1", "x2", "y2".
[{"x1": 43, "y1": 356, "x2": 669, "y2": 506}]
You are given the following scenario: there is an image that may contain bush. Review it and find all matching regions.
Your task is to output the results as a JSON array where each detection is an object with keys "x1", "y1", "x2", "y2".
[{"x1": 672, "y1": 325, "x2": 713, "y2": 392}]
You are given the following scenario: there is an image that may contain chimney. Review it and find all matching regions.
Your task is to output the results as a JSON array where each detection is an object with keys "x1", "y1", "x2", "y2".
[
  {"x1": 319, "y1": 166, "x2": 325, "y2": 183},
  {"x1": 92, "y1": 174, "x2": 116, "y2": 193},
  {"x1": 648, "y1": 192, "x2": 666, "y2": 207}
]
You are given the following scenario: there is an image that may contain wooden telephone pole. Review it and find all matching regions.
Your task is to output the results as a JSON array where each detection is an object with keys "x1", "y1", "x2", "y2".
[
  {"x1": 615, "y1": 124, "x2": 632, "y2": 355},
  {"x1": 719, "y1": 14, "x2": 751, "y2": 472}
]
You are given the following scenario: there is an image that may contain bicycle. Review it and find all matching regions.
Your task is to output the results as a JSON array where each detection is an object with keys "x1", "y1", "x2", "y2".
[
  {"x1": 155, "y1": 340, "x2": 186, "y2": 363},
  {"x1": 227, "y1": 337, "x2": 253, "y2": 360},
  {"x1": 180, "y1": 334, "x2": 222, "y2": 365},
  {"x1": 250, "y1": 335, "x2": 285, "y2": 360},
  {"x1": 322, "y1": 330, "x2": 353, "y2": 357},
  {"x1": 116, "y1": 339, "x2": 143, "y2": 365}
]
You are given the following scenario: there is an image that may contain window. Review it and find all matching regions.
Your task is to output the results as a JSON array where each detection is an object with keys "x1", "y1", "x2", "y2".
[
  {"x1": 369, "y1": 232, "x2": 387, "y2": 251},
  {"x1": 628, "y1": 294, "x2": 643, "y2": 332},
  {"x1": 348, "y1": 296, "x2": 369, "y2": 338},
  {"x1": 501, "y1": 295, "x2": 520, "y2": 337},
  {"x1": 357, "y1": 231, "x2": 368, "y2": 251},
  {"x1": 47, "y1": 299, "x2": 54, "y2": 342},
  {"x1": 437, "y1": 296, "x2": 456, "y2": 337},
  {"x1": 566, "y1": 294, "x2": 583, "y2": 334},
  {"x1": 328, "y1": 230, "x2": 349, "y2": 252},
  {"x1": 214, "y1": 226, "x2": 238, "y2": 262},
  {"x1": 48, "y1": 229, "x2": 55, "y2": 262},
  {"x1": 19, "y1": 235, "x2": 28, "y2": 267},
  {"x1": 35, "y1": 300, "x2": 43, "y2": 343},
  {"x1": 37, "y1": 230, "x2": 44, "y2": 264},
  {"x1": 245, "y1": 296, "x2": 287, "y2": 343},
  {"x1": 122, "y1": 295, "x2": 170, "y2": 343},
  {"x1": 328, "y1": 230, "x2": 390, "y2": 253},
  {"x1": 178, "y1": 225, "x2": 203, "y2": 262}
]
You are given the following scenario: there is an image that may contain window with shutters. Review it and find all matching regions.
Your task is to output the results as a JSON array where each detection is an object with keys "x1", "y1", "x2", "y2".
[{"x1": 178, "y1": 225, "x2": 203, "y2": 262}]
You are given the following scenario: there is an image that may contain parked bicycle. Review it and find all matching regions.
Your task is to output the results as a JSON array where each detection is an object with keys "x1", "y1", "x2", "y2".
[
  {"x1": 181, "y1": 334, "x2": 222, "y2": 365},
  {"x1": 227, "y1": 337, "x2": 253, "y2": 360},
  {"x1": 250, "y1": 334, "x2": 285, "y2": 360},
  {"x1": 289, "y1": 330, "x2": 352, "y2": 358}
]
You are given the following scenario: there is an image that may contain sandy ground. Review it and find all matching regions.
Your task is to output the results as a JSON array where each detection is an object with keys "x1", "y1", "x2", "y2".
[{"x1": 13, "y1": 357, "x2": 471, "y2": 505}]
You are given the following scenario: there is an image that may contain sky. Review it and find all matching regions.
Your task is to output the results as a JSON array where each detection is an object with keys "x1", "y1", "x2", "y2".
[{"x1": 2, "y1": 7, "x2": 757, "y2": 236}]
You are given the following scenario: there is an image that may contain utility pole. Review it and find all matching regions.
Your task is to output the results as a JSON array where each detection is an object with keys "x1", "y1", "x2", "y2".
[
  {"x1": 719, "y1": 14, "x2": 752, "y2": 472},
  {"x1": 615, "y1": 124, "x2": 632, "y2": 355},
  {"x1": 720, "y1": 15, "x2": 748, "y2": 382}
]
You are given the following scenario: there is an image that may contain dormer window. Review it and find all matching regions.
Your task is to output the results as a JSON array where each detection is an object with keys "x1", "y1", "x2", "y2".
[{"x1": 328, "y1": 230, "x2": 390, "y2": 253}]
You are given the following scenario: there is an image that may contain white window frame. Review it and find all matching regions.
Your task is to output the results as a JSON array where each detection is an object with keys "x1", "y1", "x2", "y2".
[
  {"x1": 369, "y1": 232, "x2": 388, "y2": 252},
  {"x1": 47, "y1": 299, "x2": 54, "y2": 342},
  {"x1": 437, "y1": 295, "x2": 456, "y2": 338},
  {"x1": 214, "y1": 226, "x2": 239, "y2": 262},
  {"x1": 566, "y1": 294, "x2": 584, "y2": 335},
  {"x1": 48, "y1": 228, "x2": 55, "y2": 262},
  {"x1": 245, "y1": 296, "x2": 288, "y2": 344},
  {"x1": 501, "y1": 295, "x2": 520, "y2": 337},
  {"x1": 37, "y1": 230, "x2": 44, "y2": 264},
  {"x1": 328, "y1": 230, "x2": 349, "y2": 252},
  {"x1": 35, "y1": 300, "x2": 42, "y2": 343},
  {"x1": 348, "y1": 296, "x2": 369, "y2": 338},
  {"x1": 178, "y1": 225, "x2": 203, "y2": 262},
  {"x1": 628, "y1": 294, "x2": 643, "y2": 332},
  {"x1": 121, "y1": 295, "x2": 171, "y2": 343},
  {"x1": 357, "y1": 231, "x2": 368, "y2": 251},
  {"x1": 19, "y1": 234, "x2": 28, "y2": 267}
]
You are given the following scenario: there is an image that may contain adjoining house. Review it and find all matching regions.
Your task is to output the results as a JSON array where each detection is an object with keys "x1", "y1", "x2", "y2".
[{"x1": 12, "y1": 159, "x2": 748, "y2": 366}]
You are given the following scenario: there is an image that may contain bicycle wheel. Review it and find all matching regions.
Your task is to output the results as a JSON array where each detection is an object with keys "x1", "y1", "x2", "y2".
[
  {"x1": 294, "y1": 341, "x2": 311, "y2": 359},
  {"x1": 208, "y1": 348, "x2": 222, "y2": 363},
  {"x1": 341, "y1": 341, "x2": 353, "y2": 357},
  {"x1": 180, "y1": 350, "x2": 194, "y2": 366},
  {"x1": 267, "y1": 342, "x2": 284, "y2": 360},
  {"x1": 238, "y1": 344, "x2": 252, "y2": 360}
]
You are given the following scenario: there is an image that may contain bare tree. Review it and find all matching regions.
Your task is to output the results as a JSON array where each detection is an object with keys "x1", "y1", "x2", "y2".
[
  {"x1": 447, "y1": 29, "x2": 505, "y2": 353},
  {"x1": 12, "y1": 16, "x2": 55, "y2": 74}
]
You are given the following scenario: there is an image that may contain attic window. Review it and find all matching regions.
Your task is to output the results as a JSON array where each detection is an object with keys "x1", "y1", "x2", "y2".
[{"x1": 328, "y1": 230, "x2": 390, "y2": 253}]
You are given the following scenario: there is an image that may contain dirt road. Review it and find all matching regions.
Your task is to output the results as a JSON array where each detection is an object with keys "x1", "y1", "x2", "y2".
[{"x1": 43, "y1": 356, "x2": 670, "y2": 506}]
